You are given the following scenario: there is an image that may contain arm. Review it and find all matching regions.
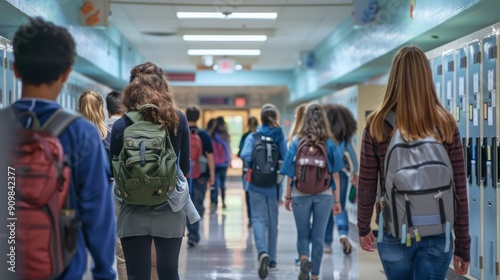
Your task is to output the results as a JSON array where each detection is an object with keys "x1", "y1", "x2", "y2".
[
  {"x1": 207, "y1": 153, "x2": 215, "y2": 185},
  {"x1": 77, "y1": 125, "x2": 116, "y2": 280},
  {"x1": 449, "y1": 127, "x2": 470, "y2": 265},
  {"x1": 279, "y1": 139, "x2": 297, "y2": 178},
  {"x1": 179, "y1": 114, "x2": 191, "y2": 176},
  {"x1": 240, "y1": 132, "x2": 255, "y2": 163},
  {"x1": 357, "y1": 128, "x2": 380, "y2": 237},
  {"x1": 346, "y1": 140, "x2": 359, "y2": 174}
]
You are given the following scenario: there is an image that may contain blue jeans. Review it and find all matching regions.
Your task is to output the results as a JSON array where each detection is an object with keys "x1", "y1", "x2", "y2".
[
  {"x1": 249, "y1": 191, "x2": 279, "y2": 262},
  {"x1": 211, "y1": 166, "x2": 227, "y2": 205},
  {"x1": 187, "y1": 179, "x2": 207, "y2": 242},
  {"x1": 292, "y1": 195, "x2": 333, "y2": 276},
  {"x1": 378, "y1": 232, "x2": 453, "y2": 280},
  {"x1": 325, "y1": 172, "x2": 349, "y2": 243}
]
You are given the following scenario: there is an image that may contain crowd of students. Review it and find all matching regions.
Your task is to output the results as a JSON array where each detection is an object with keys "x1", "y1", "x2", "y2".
[{"x1": 2, "y1": 17, "x2": 471, "y2": 280}]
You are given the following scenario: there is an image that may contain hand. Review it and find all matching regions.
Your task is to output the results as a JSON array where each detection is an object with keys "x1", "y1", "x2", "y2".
[
  {"x1": 360, "y1": 232, "x2": 375, "y2": 252},
  {"x1": 284, "y1": 199, "x2": 292, "y2": 211},
  {"x1": 453, "y1": 255, "x2": 469, "y2": 275},
  {"x1": 209, "y1": 174, "x2": 215, "y2": 186},
  {"x1": 332, "y1": 203, "x2": 342, "y2": 215},
  {"x1": 352, "y1": 174, "x2": 359, "y2": 187}
]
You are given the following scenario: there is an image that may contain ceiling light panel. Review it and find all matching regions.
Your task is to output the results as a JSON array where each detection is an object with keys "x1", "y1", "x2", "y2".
[
  {"x1": 183, "y1": 35, "x2": 267, "y2": 42},
  {"x1": 177, "y1": 12, "x2": 278, "y2": 20},
  {"x1": 187, "y1": 49, "x2": 261, "y2": 56}
]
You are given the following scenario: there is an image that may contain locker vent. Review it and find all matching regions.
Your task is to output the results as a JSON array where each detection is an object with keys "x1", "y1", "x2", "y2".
[
  {"x1": 488, "y1": 241, "x2": 494, "y2": 275},
  {"x1": 472, "y1": 235, "x2": 479, "y2": 268},
  {"x1": 460, "y1": 56, "x2": 467, "y2": 68},
  {"x1": 489, "y1": 45, "x2": 498, "y2": 60},
  {"x1": 437, "y1": 65, "x2": 443, "y2": 75},
  {"x1": 447, "y1": 61, "x2": 454, "y2": 72},
  {"x1": 474, "y1": 52, "x2": 482, "y2": 64}
]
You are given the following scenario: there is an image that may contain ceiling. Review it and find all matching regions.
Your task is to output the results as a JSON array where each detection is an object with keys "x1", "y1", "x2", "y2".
[{"x1": 109, "y1": 0, "x2": 353, "y2": 71}]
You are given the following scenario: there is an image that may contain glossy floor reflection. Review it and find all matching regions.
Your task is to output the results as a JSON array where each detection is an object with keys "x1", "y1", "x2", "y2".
[{"x1": 178, "y1": 181, "x2": 387, "y2": 280}]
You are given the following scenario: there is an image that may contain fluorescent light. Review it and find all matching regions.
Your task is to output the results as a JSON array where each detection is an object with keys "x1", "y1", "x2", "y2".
[
  {"x1": 188, "y1": 49, "x2": 261, "y2": 56},
  {"x1": 177, "y1": 12, "x2": 277, "y2": 20},
  {"x1": 183, "y1": 35, "x2": 267, "y2": 42}
]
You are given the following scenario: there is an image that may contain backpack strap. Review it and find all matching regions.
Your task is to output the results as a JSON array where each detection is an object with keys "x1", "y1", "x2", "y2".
[
  {"x1": 41, "y1": 109, "x2": 80, "y2": 137},
  {"x1": 126, "y1": 111, "x2": 140, "y2": 124}
]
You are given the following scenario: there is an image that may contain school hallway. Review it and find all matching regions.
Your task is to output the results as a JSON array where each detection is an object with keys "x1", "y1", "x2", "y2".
[{"x1": 177, "y1": 180, "x2": 386, "y2": 280}]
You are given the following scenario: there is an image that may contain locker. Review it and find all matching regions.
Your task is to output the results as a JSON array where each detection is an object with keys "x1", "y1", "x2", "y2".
[
  {"x1": 0, "y1": 39, "x2": 5, "y2": 109},
  {"x1": 5, "y1": 43, "x2": 14, "y2": 106},
  {"x1": 482, "y1": 35, "x2": 499, "y2": 280},
  {"x1": 433, "y1": 56, "x2": 444, "y2": 105},
  {"x1": 456, "y1": 47, "x2": 468, "y2": 139},
  {"x1": 468, "y1": 40, "x2": 483, "y2": 280},
  {"x1": 443, "y1": 52, "x2": 455, "y2": 115}
]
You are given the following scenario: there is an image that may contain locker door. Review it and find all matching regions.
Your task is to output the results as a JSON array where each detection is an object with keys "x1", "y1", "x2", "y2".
[
  {"x1": 5, "y1": 49, "x2": 14, "y2": 106},
  {"x1": 468, "y1": 41, "x2": 483, "y2": 280},
  {"x1": 0, "y1": 43, "x2": 5, "y2": 109},
  {"x1": 483, "y1": 35, "x2": 499, "y2": 280},
  {"x1": 444, "y1": 52, "x2": 455, "y2": 115},
  {"x1": 433, "y1": 56, "x2": 444, "y2": 105}
]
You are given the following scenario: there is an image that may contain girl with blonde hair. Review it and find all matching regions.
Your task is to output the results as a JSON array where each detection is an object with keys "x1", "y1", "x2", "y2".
[{"x1": 78, "y1": 89, "x2": 111, "y2": 154}]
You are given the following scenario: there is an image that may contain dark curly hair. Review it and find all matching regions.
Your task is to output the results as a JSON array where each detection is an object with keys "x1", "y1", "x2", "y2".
[
  {"x1": 13, "y1": 17, "x2": 76, "y2": 85},
  {"x1": 122, "y1": 62, "x2": 180, "y2": 134},
  {"x1": 322, "y1": 104, "x2": 357, "y2": 142}
]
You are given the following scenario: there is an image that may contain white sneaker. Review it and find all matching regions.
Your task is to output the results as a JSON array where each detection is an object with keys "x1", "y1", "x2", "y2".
[{"x1": 324, "y1": 243, "x2": 332, "y2": 254}]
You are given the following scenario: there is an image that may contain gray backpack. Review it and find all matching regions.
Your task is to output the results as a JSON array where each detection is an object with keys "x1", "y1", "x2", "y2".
[{"x1": 381, "y1": 112, "x2": 455, "y2": 249}]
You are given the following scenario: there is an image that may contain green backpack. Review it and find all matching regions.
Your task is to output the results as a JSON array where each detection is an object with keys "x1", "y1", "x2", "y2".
[{"x1": 112, "y1": 104, "x2": 177, "y2": 206}]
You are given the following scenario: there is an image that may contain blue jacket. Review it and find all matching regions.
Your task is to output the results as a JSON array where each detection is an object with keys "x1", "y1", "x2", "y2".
[
  {"x1": 280, "y1": 138, "x2": 344, "y2": 190},
  {"x1": 240, "y1": 125, "x2": 288, "y2": 200},
  {"x1": 12, "y1": 99, "x2": 116, "y2": 280},
  {"x1": 338, "y1": 140, "x2": 359, "y2": 175}
]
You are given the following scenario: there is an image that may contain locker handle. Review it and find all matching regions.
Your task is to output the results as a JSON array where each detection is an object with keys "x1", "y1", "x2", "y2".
[
  {"x1": 481, "y1": 137, "x2": 487, "y2": 186},
  {"x1": 476, "y1": 137, "x2": 481, "y2": 186},
  {"x1": 465, "y1": 138, "x2": 472, "y2": 184}
]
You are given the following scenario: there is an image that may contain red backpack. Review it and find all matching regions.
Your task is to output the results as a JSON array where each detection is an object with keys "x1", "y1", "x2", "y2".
[
  {"x1": 187, "y1": 128, "x2": 203, "y2": 179},
  {"x1": 294, "y1": 137, "x2": 331, "y2": 194},
  {"x1": 7, "y1": 108, "x2": 80, "y2": 279}
]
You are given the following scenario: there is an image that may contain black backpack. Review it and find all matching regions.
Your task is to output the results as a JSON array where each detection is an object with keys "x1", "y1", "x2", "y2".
[{"x1": 250, "y1": 133, "x2": 280, "y2": 187}]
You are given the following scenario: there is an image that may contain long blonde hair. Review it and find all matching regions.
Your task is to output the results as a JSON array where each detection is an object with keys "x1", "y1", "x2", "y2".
[
  {"x1": 367, "y1": 45, "x2": 455, "y2": 143},
  {"x1": 289, "y1": 103, "x2": 307, "y2": 143},
  {"x1": 78, "y1": 89, "x2": 108, "y2": 140}
]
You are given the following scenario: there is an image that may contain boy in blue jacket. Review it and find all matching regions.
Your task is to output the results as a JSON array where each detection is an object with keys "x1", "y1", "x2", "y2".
[
  {"x1": 9, "y1": 18, "x2": 116, "y2": 280},
  {"x1": 240, "y1": 104, "x2": 288, "y2": 279}
]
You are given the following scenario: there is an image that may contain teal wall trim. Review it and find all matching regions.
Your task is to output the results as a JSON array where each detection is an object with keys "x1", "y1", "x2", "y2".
[
  {"x1": 291, "y1": 0, "x2": 489, "y2": 104},
  {"x1": 0, "y1": 0, "x2": 144, "y2": 90},
  {"x1": 168, "y1": 70, "x2": 294, "y2": 88}
]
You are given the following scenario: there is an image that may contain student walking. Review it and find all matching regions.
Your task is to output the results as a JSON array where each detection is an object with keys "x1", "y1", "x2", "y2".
[
  {"x1": 109, "y1": 62, "x2": 192, "y2": 280},
  {"x1": 78, "y1": 90, "x2": 111, "y2": 157},
  {"x1": 7, "y1": 17, "x2": 116, "y2": 280},
  {"x1": 106, "y1": 90, "x2": 124, "y2": 128},
  {"x1": 185, "y1": 105, "x2": 216, "y2": 247},
  {"x1": 322, "y1": 104, "x2": 358, "y2": 255},
  {"x1": 240, "y1": 104, "x2": 288, "y2": 278},
  {"x1": 357, "y1": 45, "x2": 470, "y2": 279},
  {"x1": 281, "y1": 104, "x2": 343, "y2": 280},
  {"x1": 209, "y1": 116, "x2": 231, "y2": 210},
  {"x1": 237, "y1": 116, "x2": 259, "y2": 227}
]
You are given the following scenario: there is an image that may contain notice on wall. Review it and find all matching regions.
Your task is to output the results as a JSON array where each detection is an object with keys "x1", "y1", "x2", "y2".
[
  {"x1": 459, "y1": 77, "x2": 465, "y2": 96},
  {"x1": 473, "y1": 73, "x2": 479, "y2": 93},
  {"x1": 435, "y1": 82, "x2": 441, "y2": 99},
  {"x1": 473, "y1": 108, "x2": 478, "y2": 126},
  {"x1": 447, "y1": 80, "x2": 452, "y2": 100},
  {"x1": 488, "y1": 69, "x2": 494, "y2": 91},
  {"x1": 488, "y1": 107, "x2": 493, "y2": 126}
]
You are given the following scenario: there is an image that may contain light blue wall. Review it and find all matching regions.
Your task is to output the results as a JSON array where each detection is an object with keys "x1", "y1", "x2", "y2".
[
  {"x1": 291, "y1": 0, "x2": 482, "y2": 103},
  {"x1": 0, "y1": 0, "x2": 145, "y2": 89}
]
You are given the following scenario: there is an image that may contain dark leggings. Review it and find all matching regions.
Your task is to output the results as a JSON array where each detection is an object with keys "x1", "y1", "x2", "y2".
[{"x1": 121, "y1": 236, "x2": 182, "y2": 280}]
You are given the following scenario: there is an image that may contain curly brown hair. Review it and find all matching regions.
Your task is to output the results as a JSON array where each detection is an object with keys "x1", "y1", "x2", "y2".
[{"x1": 122, "y1": 62, "x2": 180, "y2": 134}]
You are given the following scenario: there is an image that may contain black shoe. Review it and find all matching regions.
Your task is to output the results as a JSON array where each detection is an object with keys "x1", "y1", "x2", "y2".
[
  {"x1": 258, "y1": 253, "x2": 270, "y2": 279},
  {"x1": 187, "y1": 238, "x2": 196, "y2": 248},
  {"x1": 298, "y1": 259, "x2": 312, "y2": 280}
]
